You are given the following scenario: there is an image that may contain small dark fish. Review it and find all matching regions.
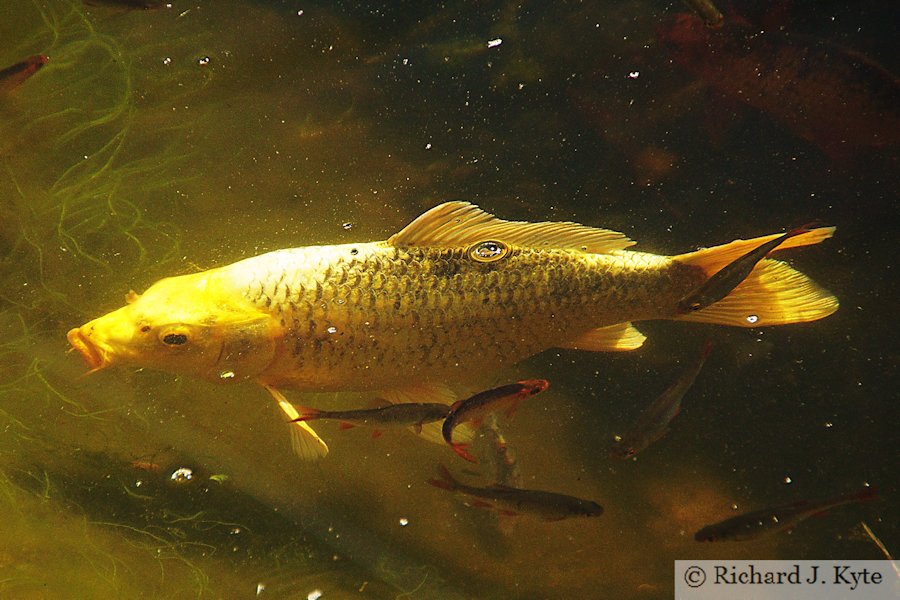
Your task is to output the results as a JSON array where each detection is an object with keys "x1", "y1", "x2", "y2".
[
  {"x1": 681, "y1": 0, "x2": 724, "y2": 28},
  {"x1": 289, "y1": 402, "x2": 450, "y2": 434},
  {"x1": 0, "y1": 55, "x2": 48, "y2": 94},
  {"x1": 695, "y1": 488, "x2": 877, "y2": 542},
  {"x1": 610, "y1": 340, "x2": 712, "y2": 460},
  {"x1": 442, "y1": 379, "x2": 549, "y2": 463},
  {"x1": 677, "y1": 226, "x2": 811, "y2": 313},
  {"x1": 427, "y1": 465, "x2": 603, "y2": 521}
]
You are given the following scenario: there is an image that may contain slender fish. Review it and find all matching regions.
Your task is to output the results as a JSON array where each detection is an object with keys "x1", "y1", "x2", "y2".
[
  {"x1": 67, "y1": 202, "x2": 838, "y2": 460},
  {"x1": 695, "y1": 488, "x2": 877, "y2": 542},
  {"x1": 610, "y1": 340, "x2": 711, "y2": 459},
  {"x1": 677, "y1": 225, "x2": 812, "y2": 314},
  {"x1": 0, "y1": 55, "x2": 48, "y2": 94},
  {"x1": 442, "y1": 379, "x2": 549, "y2": 463},
  {"x1": 289, "y1": 402, "x2": 450, "y2": 434},
  {"x1": 428, "y1": 465, "x2": 603, "y2": 520}
]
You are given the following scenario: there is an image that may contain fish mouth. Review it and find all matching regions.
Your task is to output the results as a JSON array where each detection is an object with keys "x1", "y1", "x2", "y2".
[{"x1": 66, "y1": 327, "x2": 109, "y2": 373}]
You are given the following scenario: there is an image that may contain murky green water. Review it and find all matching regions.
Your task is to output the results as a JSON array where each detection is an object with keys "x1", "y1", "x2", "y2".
[{"x1": 1, "y1": 1, "x2": 896, "y2": 598}]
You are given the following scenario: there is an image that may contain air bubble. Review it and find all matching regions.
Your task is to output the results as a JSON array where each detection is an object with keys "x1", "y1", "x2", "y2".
[
  {"x1": 169, "y1": 467, "x2": 194, "y2": 485},
  {"x1": 746, "y1": 314, "x2": 759, "y2": 324}
]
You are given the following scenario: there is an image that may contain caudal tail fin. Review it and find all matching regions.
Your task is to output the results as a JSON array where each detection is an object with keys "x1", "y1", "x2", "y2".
[{"x1": 671, "y1": 227, "x2": 839, "y2": 327}]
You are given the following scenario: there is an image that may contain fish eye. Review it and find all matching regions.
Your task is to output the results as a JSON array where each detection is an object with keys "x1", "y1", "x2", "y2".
[
  {"x1": 160, "y1": 331, "x2": 189, "y2": 346},
  {"x1": 469, "y1": 240, "x2": 509, "y2": 263}
]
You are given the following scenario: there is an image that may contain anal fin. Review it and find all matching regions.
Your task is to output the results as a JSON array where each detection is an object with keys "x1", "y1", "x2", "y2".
[{"x1": 559, "y1": 322, "x2": 646, "y2": 352}]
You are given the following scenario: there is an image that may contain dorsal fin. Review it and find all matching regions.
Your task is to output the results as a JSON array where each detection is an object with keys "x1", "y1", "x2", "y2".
[{"x1": 388, "y1": 201, "x2": 635, "y2": 254}]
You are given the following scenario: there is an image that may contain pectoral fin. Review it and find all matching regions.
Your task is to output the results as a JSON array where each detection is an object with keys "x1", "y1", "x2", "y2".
[{"x1": 263, "y1": 385, "x2": 329, "y2": 460}]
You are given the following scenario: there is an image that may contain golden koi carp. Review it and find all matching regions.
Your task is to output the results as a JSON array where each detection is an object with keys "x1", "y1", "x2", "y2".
[{"x1": 67, "y1": 202, "x2": 838, "y2": 459}]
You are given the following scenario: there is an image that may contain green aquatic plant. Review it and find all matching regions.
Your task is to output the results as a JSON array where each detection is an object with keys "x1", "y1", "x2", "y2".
[
  {"x1": 0, "y1": 463, "x2": 215, "y2": 599},
  {"x1": 0, "y1": 0, "x2": 213, "y2": 322}
]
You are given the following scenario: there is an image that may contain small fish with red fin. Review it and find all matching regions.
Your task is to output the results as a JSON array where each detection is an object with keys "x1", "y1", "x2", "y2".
[
  {"x1": 0, "y1": 55, "x2": 48, "y2": 94},
  {"x1": 442, "y1": 379, "x2": 549, "y2": 463},
  {"x1": 289, "y1": 402, "x2": 450, "y2": 436}
]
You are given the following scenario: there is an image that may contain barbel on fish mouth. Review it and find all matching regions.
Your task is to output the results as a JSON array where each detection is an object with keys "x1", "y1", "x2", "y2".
[{"x1": 67, "y1": 201, "x2": 838, "y2": 459}]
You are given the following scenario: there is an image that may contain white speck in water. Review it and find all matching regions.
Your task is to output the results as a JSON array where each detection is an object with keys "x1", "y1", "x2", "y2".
[
  {"x1": 296, "y1": 10, "x2": 303, "y2": 16},
  {"x1": 425, "y1": 142, "x2": 432, "y2": 150},
  {"x1": 486, "y1": 38, "x2": 502, "y2": 48},
  {"x1": 746, "y1": 314, "x2": 759, "y2": 324},
  {"x1": 399, "y1": 518, "x2": 409, "y2": 526},
  {"x1": 163, "y1": 57, "x2": 172, "y2": 65},
  {"x1": 230, "y1": 527, "x2": 241, "y2": 535},
  {"x1": 336, "y1": 298, "x2": 345, "y2": 305},
  {"x1": 197, "y1": 56, "x2": 211, "y2": 66},
  {"x1": 256, "y1": 583, "x2": 265, "y2": 596},
  {"x1": 219, "y1": 370, "x2": 236, "y2": 379},
  {"x1": 824, "y1": 421, "x2": 833, "y2": 428},
  {"x1": 783, "y1": 476, "x2": 792, "y2": 484},
  {"x1": 169, "y1": 467, "x2": 194, "y2": 484},
  {"x1": 730, "y1": 503, "x2": 738, "y2": 511},
  {"x1": 326, "y1": 326, "x2": 337, "y2": 334},
  {"x1": 627, "y1": 71, "x2": 640, "y2": 79},
  {"x1": 307, "y1": 591, "x2": 322, "y2": 600},
  {"x1": 342, "y1": 222, "x2": 353, "y2": 230}
]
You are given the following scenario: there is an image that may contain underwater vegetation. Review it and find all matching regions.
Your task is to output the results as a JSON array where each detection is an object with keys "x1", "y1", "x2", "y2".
[{"x1": 0, "y1": 0, "x2": 221, "y2": 319}]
